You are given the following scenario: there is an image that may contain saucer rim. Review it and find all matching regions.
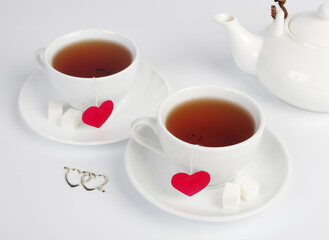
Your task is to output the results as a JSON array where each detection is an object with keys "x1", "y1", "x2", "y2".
[
  {"x1": 124, "y1": 128, "x2": 291, "y2": 222},
  {"x1": 18, "y1": 62, "x2": 170, "y2": 145}
]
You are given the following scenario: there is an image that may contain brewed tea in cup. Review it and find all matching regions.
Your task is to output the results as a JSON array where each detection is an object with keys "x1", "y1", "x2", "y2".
[
  {"x1": 52, "y1": 40, "x2": 133, "y2": 78},
  {"x1": 131, "y1": 85, "x2": 265, "y2": 186},
  {"x1": 35, "y1": 29, "x2": 139, "y2": 110},
  {"x1": 165, "y1": 98, "x2": 255, "y2": 147}
]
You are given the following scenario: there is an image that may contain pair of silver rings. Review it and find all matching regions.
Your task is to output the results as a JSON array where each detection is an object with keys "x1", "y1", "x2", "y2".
[{"x1": 64, "y1": 166, "x2": 108, "y2": 192}]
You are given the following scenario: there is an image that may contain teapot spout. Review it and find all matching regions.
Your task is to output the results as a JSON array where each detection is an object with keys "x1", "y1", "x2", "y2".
[{"x1": 214, "y1": 13, "x2": 263, "y2": 75}]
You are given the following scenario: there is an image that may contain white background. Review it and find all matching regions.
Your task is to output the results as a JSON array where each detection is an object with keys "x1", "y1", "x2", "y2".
[{"x1": 1, "y1": 0, "x2": 329, "y2": 239}]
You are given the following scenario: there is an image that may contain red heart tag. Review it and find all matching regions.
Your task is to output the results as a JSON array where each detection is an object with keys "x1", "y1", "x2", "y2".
[
  {"x1": 82, "y1": 100, "x2": 114, "y2": 128},
  {"x1": 171, "y1": 171, "x2": 211, "y2": 197}
]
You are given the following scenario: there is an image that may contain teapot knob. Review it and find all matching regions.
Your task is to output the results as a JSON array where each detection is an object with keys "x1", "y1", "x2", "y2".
[{"x1": 318, "y1": 3, "x2": 329, "y2": 20}]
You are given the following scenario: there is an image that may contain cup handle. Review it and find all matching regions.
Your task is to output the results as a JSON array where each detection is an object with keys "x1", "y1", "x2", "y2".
[
  {"x1": 34, "y1": 48, "x2": 47, "y2": 72},
  {"x1": 131, "y1": 118, "x2": 166, "y2": 158}
]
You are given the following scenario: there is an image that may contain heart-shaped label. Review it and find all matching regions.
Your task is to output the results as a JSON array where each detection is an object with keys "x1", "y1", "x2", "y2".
[
  {"x1": 171, "y1": 171, "x2": 211, "y2": 197},
  {"x1": 82, "y1": 100, "x2": 114, "y2": 128}
]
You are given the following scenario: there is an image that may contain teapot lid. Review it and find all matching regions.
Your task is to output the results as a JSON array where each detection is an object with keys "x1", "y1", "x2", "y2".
[{"x1": 290, "y1": 3, "x2": 329, "y2": 47}]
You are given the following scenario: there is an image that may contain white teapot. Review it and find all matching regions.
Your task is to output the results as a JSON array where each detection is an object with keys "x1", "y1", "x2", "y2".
[{"x1": 215, "y1": 3, "x2": 329, "y2": 112}]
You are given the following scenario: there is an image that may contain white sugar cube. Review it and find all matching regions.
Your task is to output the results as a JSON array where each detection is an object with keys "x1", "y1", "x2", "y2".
[
  {"x1": 235, "y1": 175, "x2": 259, "y2": 201},
  {"x1": 48, "y1": 100, "x2": 63, "y2": 121},
  {"x1": 222, "y1": 182, "x2": 241, "y2": 210},
  {"x1": 61, "y1": 108, "x2": 82, "y2": 129}
]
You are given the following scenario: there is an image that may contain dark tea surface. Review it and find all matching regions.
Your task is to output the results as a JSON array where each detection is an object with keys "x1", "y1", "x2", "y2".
[
  {"x1": 165, "y1": 98, "x2": 255, "y2": 147},
  {"x1": 52, "y1": 40, "x2": 132, "y2": 78}
]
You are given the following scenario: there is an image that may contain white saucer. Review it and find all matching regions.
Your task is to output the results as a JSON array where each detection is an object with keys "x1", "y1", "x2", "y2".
[
  {"x1": 125, "y1": 128, "x2": 291, "y2": 222},
  {"x1": 18, "y1": 62, "x2": 170, "y2": 145}
]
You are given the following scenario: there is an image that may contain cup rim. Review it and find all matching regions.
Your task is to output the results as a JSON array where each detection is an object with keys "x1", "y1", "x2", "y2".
[
  {"x1": 43, "y1": 29, "x2": 139, "y2": 80},
  {"x1": 157, "y1": 85, "x2": 266, "y2": 151}
]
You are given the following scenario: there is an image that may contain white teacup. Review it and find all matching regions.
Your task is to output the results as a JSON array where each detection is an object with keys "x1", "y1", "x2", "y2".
[
  {"x1": 131, "y1": 85, "x2": 265, "y2": 186},
  {"x1": 35, "y1": 29, "x2": 139, "y2": 111}
]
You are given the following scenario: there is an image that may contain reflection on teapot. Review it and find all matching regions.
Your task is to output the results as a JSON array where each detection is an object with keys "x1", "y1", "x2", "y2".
[{"x1": 215, "y1": 2, "x2": 329, "y2": 112}]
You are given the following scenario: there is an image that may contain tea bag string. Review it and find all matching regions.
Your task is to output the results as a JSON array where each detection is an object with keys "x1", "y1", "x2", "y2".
[
  {"x1": 190, "y1": 145, "x2": 197, "y2": 174},
  {"x1": 93, "y1": 77, "x2": 99, "y2": 106},
  {"x1": 271, "y1": 0, "x2": 288, "y2": 19}
]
